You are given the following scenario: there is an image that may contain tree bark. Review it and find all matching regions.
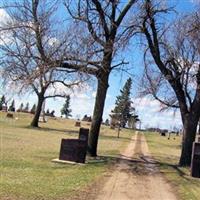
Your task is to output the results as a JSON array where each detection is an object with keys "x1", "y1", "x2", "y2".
[
  {"x1": 179, "y1": 113, "x2": 199, "y2": 166},
  {"x1": 30, "y1": 94, "x2": 44, "y2": 127},
  {"x1": 88, "y1": 72, "x2": 109, "y2": 156}
]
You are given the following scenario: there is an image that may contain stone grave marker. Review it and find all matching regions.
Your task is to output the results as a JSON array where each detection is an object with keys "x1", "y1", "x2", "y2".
[
  {"x1": 75, "y1": 121, "x2": 81, "y2": 127},
  {"x1": 59, "y1": 139, "x2": 87, "y2": 163},
  {"x1": 161, "y1": 131, "x2": 166, "y2": 136},
  {"x1": 79, "y1": 128, "x2": 89, "y2": 142},
  {"x1": 191, "y1": 142, "x2": 200, "y2": 178},
  {"x1": 6, "y1": 113, "x2": 14, "y2": 118}
]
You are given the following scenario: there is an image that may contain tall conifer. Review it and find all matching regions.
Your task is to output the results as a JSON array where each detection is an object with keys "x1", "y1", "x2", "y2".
[
  {"x1": 61, "y1": 95, "x2": 72, "y2": 118},
  {"x1": 113, "y1": 78, "x2": 133, "y2": 127}
]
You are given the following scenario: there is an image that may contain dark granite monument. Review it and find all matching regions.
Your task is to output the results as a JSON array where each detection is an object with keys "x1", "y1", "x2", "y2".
[
  {"x1": 191, "y1": 142, "x2": 200, "y2": 178},
  {"x1": 59, "y1": 139, "x2": 87, "y2": 163},
  {"x1": 59, "y1": 128, "x2": 89, "y2": 163},
  {"x1": 79, "y1": 128, "x2": 89, "y2": 142}
]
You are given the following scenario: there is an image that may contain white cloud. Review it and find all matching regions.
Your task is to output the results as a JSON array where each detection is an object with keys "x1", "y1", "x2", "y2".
[
  {"x1": 190, "y1": 0, "x2": 200, "y2": 4},
  {"x1": 132, "y1": 97, "x2": 182, "y2": 130},
  {"x1": 0, "y1": 9, "x2": 10, "y2": 23},
  {"x1": 48, "y1": 37, "x2": 60, "y2": 47},
  {"x1": 0, "y1": 9, "x2": 12, "y2": 45}
]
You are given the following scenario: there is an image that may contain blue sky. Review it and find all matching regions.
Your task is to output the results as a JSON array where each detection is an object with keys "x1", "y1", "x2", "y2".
[{"x1": 0, "y1": 0, "x2": 198, "y2": 130}]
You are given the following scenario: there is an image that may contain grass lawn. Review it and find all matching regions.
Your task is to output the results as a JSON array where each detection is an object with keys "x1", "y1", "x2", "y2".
[
  {"x1": 145, "y1": 131, "x2": 200, "y2": 200},
  {"x1": 0, "y1": 112, "x2": 134, "y2": 200}
]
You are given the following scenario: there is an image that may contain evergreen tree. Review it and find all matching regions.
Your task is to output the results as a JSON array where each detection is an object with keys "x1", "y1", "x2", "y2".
[
  {"x1": 19, "y1": 103, "x2": 24, "y2": 112},
  {"x1": 61, "y1": 95, "x2": 72, "y2": 118},
  {"x1": 128, "y1": 114, "x2": 139, "y2": 129},
  {"x1": 113, "y1": 78, "x2": 133, "y2": 128},
  {"x1": 105, "y1": 119, "x2": 110, "y2": 126},
  {"x1": 50, "y1": 110, "x2": 55, "y2": 117},
  {"x1": 30, "y1": 104, "x2": 36, "y2": 114},
  {"x1": 24, "y1": 102, "x2": 29, "y2": 112},
  {"x1": 46, "y1": 109, "x2": 50, "y2": 114},
  {"x1": 8, "y1": 100, "x2": 15, "y2": 112},
  {"x1": 0, "y1": 95, "x2": 6, "y2": 110}
]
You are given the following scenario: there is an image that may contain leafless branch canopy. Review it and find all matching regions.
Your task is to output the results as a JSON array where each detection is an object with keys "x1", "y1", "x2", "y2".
[
  {"x1": 0, "y1": 0, "x2": 88, "y2": 98},
  {"x1": 61, "y1": 0, "x2": 137, "y2": 76},
  {"x1": 136, "y1": 0, "x2": 200, "y2": 113}
]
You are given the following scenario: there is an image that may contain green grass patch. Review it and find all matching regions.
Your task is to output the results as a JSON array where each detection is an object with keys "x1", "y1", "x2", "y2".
[
  {"x1": 145, "y1": 132, "x2": 200, "y2": 200},
  {"x1": 0, "y1": 112, "x2": 134, "y2": 200}
]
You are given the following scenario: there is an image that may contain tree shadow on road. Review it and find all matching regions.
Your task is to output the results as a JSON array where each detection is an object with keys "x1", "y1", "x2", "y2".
[{"x1": 87, "y1": 154, "x2": 190, "y2": 181}]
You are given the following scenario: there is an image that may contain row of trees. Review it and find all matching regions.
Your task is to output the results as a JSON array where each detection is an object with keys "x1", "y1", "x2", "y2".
[
  {"x1": 0, "y1": 94, "x2": 71, "y2": 118},
  {"x1": 0, "y1": 95, "x2": 18, "y2": 112},
  {"x1": 0, "y1": 0, "x2": 199, "y2": 166}
]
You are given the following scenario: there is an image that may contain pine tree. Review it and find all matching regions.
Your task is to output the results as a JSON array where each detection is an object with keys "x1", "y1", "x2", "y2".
[
  {"x1": 30, "y1": 104, "x2": 36, "y2": 114},
  {"x1": 61, "y1": 95, "x2": 72, "y2": 118},
  {"x1": 105, "y1": 119, "x2": 110, "y2": 126},
  {"x1": 8, "y1": 100, "x2": 15, "y2": 112},
  {"x1": 18, "y1": 103, "x2": 24, "y2": 112},
  {"x1": 46, "y1": 109, "x2": 50, "y2": 114},
  {"x1": 113, "y1": 78, "x2": 133, "y2": 128},
  {"x1": 50, "y1": 110, "x2": 55, "y2": 117},
  {"x1": 0, "y1": 95, "x2": 6, "y2": 110},
  {"x1": 24, "y1": 102, "x2": 29, "y2": 112}
]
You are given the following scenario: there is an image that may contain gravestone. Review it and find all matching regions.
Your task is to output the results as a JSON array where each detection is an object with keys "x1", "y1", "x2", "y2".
[
  {"x1": 161, "y1": 132, "x2": 166, "y2": 136},
  {"x1": 79, "y1": 128, "x2": 89, "y2": 142},
  {"x1": 191, "y1": 142, "x2": 200, "y2": 178},
  {"x1": 75, "y1": 121, "x2": 81, "y2": 127},
  {"x1": 6, "y1": 113, "x2": 13, "y2": 118},
  {"x1": 59, "y1": 139, "x2": 87, "y2": 163}
]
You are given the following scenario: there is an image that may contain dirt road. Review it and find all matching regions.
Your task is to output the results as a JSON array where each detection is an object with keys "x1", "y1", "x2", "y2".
[{"x1": 96, "y1": 132, "x2": 177, "y2": 200}]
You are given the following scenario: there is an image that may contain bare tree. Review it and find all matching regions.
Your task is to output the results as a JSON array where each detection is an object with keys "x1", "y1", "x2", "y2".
[
  {"x1": 137, "y1": 0, "x2": 200, "y2": 166},
  {"x1": 0, "y1": 0, "x2": 86, "y2": 127},
  {"x1": 61, "y1": 0, "x2": 137, "y2": 156}
]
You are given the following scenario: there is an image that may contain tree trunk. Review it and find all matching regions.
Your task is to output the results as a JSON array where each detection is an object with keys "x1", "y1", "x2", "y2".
[
  {"x1": 88, "y1": 73, "x2": 109, "y2": 156},
  {"x1": 179, "y1": 114, "x2": 199, "y2": 166},
  {"x1": 30, "y1": 94, "x2": 44, "y2": 127}
]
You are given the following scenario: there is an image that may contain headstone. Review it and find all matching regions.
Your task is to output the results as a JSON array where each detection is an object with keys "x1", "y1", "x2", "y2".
[
  {"x1": 191, "y1": 142, "x2": 200, "y2": 178},
  {"x1": 59, "y1": 139, "x2": 87, "y2": 163},
  {"x1": 161, "y1": 132, "x2": 166, "y2": 136},
  {"x1": 6, "y1": 113, "x2": 13, "y2": 118},
  {"x1": 79, "y1": 128, "x2": 89, "y2": 142},
  {"x1": 75, "y1": 121, "x2": 81, "y2": 127}
]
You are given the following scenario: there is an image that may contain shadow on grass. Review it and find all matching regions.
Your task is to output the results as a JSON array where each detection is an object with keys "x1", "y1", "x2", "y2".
[
  {"x1": 99, "y1": 134, "x2": 134, "y2": 141},
  {"x1": 23, "y1": 125, "x2": 79, "y2": 135}
]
